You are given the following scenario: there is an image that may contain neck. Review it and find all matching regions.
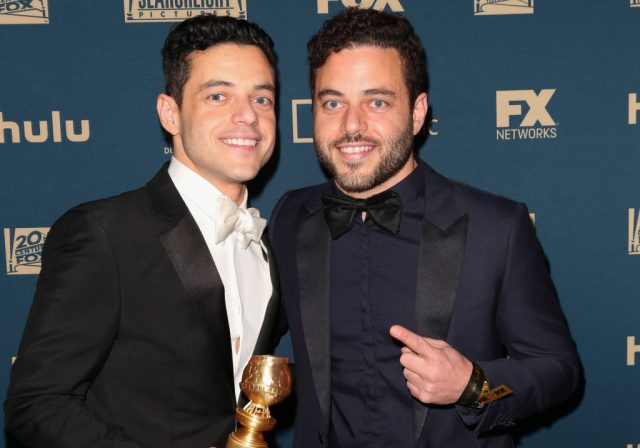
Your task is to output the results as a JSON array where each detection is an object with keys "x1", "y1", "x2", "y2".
[{"x1": 172, "y1": 148, "x2": 246, "y2": 205}]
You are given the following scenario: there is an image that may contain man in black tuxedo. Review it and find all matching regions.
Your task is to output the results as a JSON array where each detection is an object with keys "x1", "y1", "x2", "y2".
[
  {"x1": 5, "y1": 15, "x2": 280, "y2": 448},
  {"x1": 269, "y1": 8, "x2": 581, "y2": 448}
]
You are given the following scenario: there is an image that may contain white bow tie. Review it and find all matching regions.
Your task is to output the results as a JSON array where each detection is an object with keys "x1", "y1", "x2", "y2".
[{"x1": 214, "y1": 195, "x2": 266, "y2": 249}]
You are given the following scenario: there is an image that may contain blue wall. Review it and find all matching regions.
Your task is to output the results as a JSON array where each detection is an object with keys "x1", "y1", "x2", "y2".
[{"x1": 1, "y1": 1, "x2": 639, "y2": 446}]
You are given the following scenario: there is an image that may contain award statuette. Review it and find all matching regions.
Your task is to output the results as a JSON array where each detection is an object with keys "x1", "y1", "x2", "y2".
[{"x1": 226, "y1": 355, "x2": 292, "y2": 448}]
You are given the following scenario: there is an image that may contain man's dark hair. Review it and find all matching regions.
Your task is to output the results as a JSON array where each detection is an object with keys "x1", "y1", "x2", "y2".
[
  {"x1": 162, "y1": 15, "x2": 277, "y2": 106},
  {"x1": 307, "y1": 8, "x2": 427, "y2": 105}
]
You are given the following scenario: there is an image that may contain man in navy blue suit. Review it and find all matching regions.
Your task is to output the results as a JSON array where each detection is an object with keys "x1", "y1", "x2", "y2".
[{"x1": 269, "y1": 8, "x2": 581, "y2": 447}]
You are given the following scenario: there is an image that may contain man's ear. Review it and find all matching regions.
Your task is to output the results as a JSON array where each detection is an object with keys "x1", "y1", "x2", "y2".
[
  {"x1": 157, "y1": 93, "x2": 180, "y2": 136},
  {"x1": 412, "y1": 92, "x2": 429, "y2": 136}
]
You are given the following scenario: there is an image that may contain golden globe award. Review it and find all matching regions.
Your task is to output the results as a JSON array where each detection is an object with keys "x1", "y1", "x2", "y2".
[{"x1": 226, "y1": 355, "x2": 292, "y2": 448}]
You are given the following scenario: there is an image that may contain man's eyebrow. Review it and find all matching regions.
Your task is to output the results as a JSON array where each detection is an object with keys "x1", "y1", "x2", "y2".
[
  {"x1": 197, "y1": 80, "x2": 234, "y2": 93},
  {"x1": 363, "y1": 88, "x2": 396, "y2": 97},
  {"x1": 254, "y1": 83, "x2": 276, "y2": 93},
  {"x1": 316, "y1": 88, "x2": 397, "y2": 99},
  {"x1": 197, "y1": 80, "x2": 276, "y2": 94},
  {"x1": 317, "y1": 89, "x2": 343, "y2": 99}
]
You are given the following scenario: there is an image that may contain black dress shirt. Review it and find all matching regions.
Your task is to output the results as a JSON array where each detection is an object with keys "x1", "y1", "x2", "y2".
[{"x1": 329, "y1": 164, "x2": 426, "y2": 448}]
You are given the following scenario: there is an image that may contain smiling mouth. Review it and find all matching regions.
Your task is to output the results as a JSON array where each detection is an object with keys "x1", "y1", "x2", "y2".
[
  {"x1": 338, "y1": 145, "x2": 374, "y2": 154},
  {"x1": 221, "y1": 138, "x2": 258, "y2": 147}
]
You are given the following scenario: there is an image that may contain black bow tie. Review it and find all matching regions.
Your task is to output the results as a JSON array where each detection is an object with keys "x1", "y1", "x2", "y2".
[{"x1": 322, "y1": 190, "x2": 403, "y2": 240}]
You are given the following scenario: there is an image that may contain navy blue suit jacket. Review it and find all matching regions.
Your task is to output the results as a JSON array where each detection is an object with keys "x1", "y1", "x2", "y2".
[{"x1": 269, "y1": 160, "x2": 581, "y2": 448}]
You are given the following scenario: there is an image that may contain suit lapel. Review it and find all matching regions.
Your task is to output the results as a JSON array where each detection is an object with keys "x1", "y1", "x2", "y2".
[
  {"x1": 413, "y1": 163, "x2": 469, "y2": 443},
  {"x1": 296, "y1": 190, "x2": 332, "y2": 429},
  {"x1": 147, "y1": 165, "x2": 234, "y2": 394}
]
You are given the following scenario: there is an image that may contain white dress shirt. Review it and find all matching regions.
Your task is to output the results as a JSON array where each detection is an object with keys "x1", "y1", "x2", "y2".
[{"x1": 168, "y1": 157, "x2": 272, "y2": 402}]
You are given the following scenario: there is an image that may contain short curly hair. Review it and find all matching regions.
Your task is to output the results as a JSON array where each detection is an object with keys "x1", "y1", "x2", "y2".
[
  {"x1": 162, "y1": 15, "x2": 276, "y2": 106},
  {"x1": 307, "y1": 8, "x2": 427, "y2": 105}
]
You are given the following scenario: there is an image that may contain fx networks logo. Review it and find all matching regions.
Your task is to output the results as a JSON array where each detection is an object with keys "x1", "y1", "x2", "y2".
[
  {"x1": 474, "y1": 0, "x2": 533, "y2": 16},
  {"x1": 124, "y1": 0, "x2": 247, "y2": 23},
  {"x1": 0, "y1": 0, "x2": 48, "y2": 24},
  {"x1": 0, "y1": 111, "x2": 90, "y2": 144},
  {"x1": 496, "y1": 89, "x2": 557, "y2": 141},
  {"x1": 629, "y1": 208, "x2": 640, "y2": 255},
  {"x1": 291, "y1": 98, "x2": 439, "y2": 143},
  {"x1": 4, "y1": 227, "x2": 49, "y2": 275},
  {"x1": 317, "y1": 0, "x2": 404, "y2": 14}
]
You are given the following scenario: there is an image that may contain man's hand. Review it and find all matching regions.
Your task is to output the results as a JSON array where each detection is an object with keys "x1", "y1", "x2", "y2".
[{"x1": 390, "y1": 325, "x2": 473, "y2": 405}]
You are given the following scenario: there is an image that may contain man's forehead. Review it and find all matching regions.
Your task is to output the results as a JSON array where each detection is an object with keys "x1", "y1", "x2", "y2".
[{"x1": 186, "y1": 46, "x2": 275, "y2": 86}]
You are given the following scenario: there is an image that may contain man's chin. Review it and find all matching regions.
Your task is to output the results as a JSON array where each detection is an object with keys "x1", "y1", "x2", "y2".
[{"x1": 335, "y1": 176, "x2": 374, "y2": 194}]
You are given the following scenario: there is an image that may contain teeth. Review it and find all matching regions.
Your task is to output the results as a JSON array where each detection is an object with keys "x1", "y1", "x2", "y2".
[
  {"x1": 222, "y1": 138, "x2": 257, "y2": 146},
  {"x1": 339, "y1": 146, "x2": 373, "y2": 154}
]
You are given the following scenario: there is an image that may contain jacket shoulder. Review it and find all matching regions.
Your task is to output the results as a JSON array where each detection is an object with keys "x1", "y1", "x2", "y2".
[
  {"x1": 268, "y1": 182, "x2": 328, "y2": 243},
  {"x1": 271, "y1": 183, "x2": 327, "y2": 219},
  {"x1": 447, "y1": 177, "x2": 527, "y2": 221}
]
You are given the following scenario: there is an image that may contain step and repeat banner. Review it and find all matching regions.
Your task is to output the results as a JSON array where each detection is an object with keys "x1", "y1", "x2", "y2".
[{"x1": 1, "y1": 1, "x2": 639, "y2": 447}]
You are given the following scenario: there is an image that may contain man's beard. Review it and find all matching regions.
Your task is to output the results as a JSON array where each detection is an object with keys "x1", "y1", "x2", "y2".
[{"x1": 314, "y1": 120, "x2": 414, "y2": 194}]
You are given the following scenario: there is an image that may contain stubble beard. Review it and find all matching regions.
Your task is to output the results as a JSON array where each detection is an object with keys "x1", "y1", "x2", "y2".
[{"x1": 314, "y1": 120, "x2": 415, "y2": 194}]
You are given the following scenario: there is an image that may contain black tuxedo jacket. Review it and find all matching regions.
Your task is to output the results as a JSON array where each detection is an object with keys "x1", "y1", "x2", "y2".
[
  {"x1": 268, "y1": 160, "x2": 581, "y2": 448},
  {"x1": 4, "y1": 164, "x2": 281, "y2": 448}
]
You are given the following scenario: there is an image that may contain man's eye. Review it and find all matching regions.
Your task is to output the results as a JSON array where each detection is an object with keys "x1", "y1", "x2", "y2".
[
  {"x1": 324, "y1": 100, "x2": 340, "y2": 110},
  {"x1": 208, "y1": 93, "x2": 226, "y2": 101},
  {"x1": 255, "y1": 96, "x2": 273, "y2": 106},
  {"x1": 371, "y1": 99, "x2": 387, "y2": 109}
]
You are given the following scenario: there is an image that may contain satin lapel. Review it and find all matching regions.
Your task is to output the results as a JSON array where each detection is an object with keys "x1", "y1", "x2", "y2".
[
  {"x1": 252, "y1": 234, "x2": 280, "y2": 357},
  {"x1": 413, "y1": 163, "x2": 469, "y2": 444},
  {"x1": 159, "y1": 213, "x2": 234, "y2": 392},
  {"x1": 148, "y1": 165, "x2": 234, "y2": 393},
  {"x1": 297, "y1": 202, "x2": 332, "y2": 428}
]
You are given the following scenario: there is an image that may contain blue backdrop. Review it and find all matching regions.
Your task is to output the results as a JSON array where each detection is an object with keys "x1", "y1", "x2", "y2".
[{"x1": 1, "y1": 1, "x2": 639, "y2": 446}]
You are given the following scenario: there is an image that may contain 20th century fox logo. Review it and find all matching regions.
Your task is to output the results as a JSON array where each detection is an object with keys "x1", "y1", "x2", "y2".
[
  {"x1": 496, "y1": 89, "x2": 558, "y2": 141},
  {"x1": 124, "y1": 0, "x2": 247, "y2": 22},
  {"x1": 0, "y1": 0, "x2": 48, "y2": 24},
  {"x1": 4, "y1": 228, "x2": 49, "y2": 275},
  {"x1": 629, "y1": 209, "x2": 640, "y2": 255}
]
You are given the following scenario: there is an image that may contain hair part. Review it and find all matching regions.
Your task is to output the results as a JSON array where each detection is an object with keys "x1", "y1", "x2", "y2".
[
  {"x1": 307, "y1": 7, "x2": 427, "y2": 106},
  {"x1": 162, "y1": 15, "x2": 277, "y2": 107}
]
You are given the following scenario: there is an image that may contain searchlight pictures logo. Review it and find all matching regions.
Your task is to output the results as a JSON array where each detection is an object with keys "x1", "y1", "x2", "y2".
[
  {"x1": 474, "y1": 0, "x2": 533, "y2": 16},
  {"x1": 631, "y1": 0, "x2": 640, "y2": 8},
  {"x1": 124, "y1": 0, "x2": 247, "y2": 23},
  {"x1": 0, "y1": 0, "x2": 48, "y2": 24},
  {"x1": 4, "y1": 228, "x2": 49, "y2": 275}
]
